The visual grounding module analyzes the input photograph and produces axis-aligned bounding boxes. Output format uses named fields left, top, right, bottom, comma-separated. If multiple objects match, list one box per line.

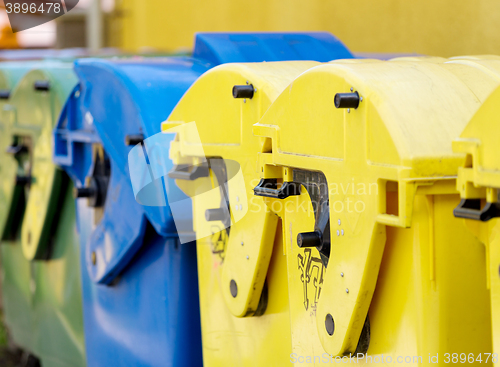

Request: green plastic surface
left=0, top=62, right=85, bottom=367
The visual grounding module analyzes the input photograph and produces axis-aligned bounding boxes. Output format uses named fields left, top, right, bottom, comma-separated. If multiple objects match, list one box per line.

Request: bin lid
left=193, top=32, right=353, bottom=64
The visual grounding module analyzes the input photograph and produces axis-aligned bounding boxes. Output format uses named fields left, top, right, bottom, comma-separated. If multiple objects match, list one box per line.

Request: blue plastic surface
left=53, top=32, right=353, bottom=367
left=193, top=32, right=353, bottom=63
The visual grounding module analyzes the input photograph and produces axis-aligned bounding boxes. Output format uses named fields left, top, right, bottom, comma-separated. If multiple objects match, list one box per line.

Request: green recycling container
left=0, top=61, right=85, bottom=367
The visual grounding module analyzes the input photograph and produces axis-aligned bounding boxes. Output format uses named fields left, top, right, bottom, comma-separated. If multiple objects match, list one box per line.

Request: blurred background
left=0, top=0, right=498, bottom=56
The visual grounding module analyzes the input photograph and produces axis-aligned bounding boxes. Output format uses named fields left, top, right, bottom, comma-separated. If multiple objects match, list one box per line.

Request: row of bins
left=0, top=32, right=355, bottom=367
left=1, top=32, right=500, bottom=366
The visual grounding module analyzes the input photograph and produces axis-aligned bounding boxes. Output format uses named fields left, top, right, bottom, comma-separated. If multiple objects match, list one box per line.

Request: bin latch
left=6, top=139, right=32, bottom=187
left=254, top=178, right=301, bottom=199
left=454, top=198, right=500, bottom=221
left=168, top=162, right=209, bottom=181
left=203, top=158, right=231, bottom=230
left=293, top=170, right=331, bottom=267
left=74, top=145, right=110, bottom=209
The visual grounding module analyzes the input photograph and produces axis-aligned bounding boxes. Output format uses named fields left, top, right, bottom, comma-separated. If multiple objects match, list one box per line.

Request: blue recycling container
left=53, top=32, right=353, bottom=367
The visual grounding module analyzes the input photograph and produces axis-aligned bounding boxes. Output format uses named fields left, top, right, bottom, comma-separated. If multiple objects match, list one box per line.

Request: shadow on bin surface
left=53, top=32, right=353, bottom=366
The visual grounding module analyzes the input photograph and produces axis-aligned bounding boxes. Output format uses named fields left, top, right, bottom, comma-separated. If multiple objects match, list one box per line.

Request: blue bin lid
left=194, top=32, right=353, bottom=63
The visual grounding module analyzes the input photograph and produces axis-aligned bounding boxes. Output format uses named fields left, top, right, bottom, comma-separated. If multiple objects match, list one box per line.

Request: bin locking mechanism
left=297, top=200, right=331, bottom=267
left=168, top=162, right=210, bottom=181
left=125, top=134, right=144, bottom=146
left=202, top=158, right=232, bottom=231
left=254, top=169, right=331, bottom=267
left=253, top=178, right=301, bottom=199
left=454, top=198, right=500, bottom=221
left=294, top=170, right=331, bottom=267
left=6, top=138, right=33, bottom=187
left=74, top=145, right=110, bottom=208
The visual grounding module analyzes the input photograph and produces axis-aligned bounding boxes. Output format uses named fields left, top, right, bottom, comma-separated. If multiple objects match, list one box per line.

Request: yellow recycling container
left=250, top=58, right=500, bottom=363
left=453, top=84, right=500, bottom=366
left=163, top=61, right=319, bottom=366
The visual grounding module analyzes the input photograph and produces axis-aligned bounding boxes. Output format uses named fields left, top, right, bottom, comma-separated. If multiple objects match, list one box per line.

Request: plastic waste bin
left=0, top=62, right=85, bottom=367
left=164, top=61, right=322, bottom=366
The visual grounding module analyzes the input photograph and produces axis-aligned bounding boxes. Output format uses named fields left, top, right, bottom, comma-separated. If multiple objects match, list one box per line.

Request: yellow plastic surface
left=164, top=61, right=319, bottom=366
left=252, top=58, right=500, bottom=360
left=0, top=73, right=18, bottom=236
left=454, top=84, right=500, bottom=366
left=455, top=86, right=500, bottom=193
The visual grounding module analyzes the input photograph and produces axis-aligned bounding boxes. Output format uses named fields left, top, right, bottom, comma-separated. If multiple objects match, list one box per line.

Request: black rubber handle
left=34, top=80, right=50, bottom=91
left=6, top=145, right=28, bottom=155
left=334, top=92, right=360, bottom=109
left=0, top=89, right=10, bottom=99
left=205, top=208, right=227, bottom=222
left=233, top=85, right=254, bottom=99
left=74, top=187, right=96, bottom=199
left=168, top=163, right=209, bottom=181
left=253, top=179, right=301, bottom=199
left=297, top=231, right=322, bottom=248
left=453, top=199, right=500, bottom=222
left=16, top=176, right=31, bottom=186
left=125, top=134, right=144, bottom=146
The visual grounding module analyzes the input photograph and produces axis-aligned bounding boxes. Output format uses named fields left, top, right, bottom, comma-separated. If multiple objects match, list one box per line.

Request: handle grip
left=253, top=179, right=301, bottom=199
left=453, top=199, right=500, bottom=222
left=168, top=163, right=209, bottom=181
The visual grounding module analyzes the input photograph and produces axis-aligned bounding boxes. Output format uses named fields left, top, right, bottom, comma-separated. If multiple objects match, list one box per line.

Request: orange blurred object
left=0, top=24, right=19, bottom=49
